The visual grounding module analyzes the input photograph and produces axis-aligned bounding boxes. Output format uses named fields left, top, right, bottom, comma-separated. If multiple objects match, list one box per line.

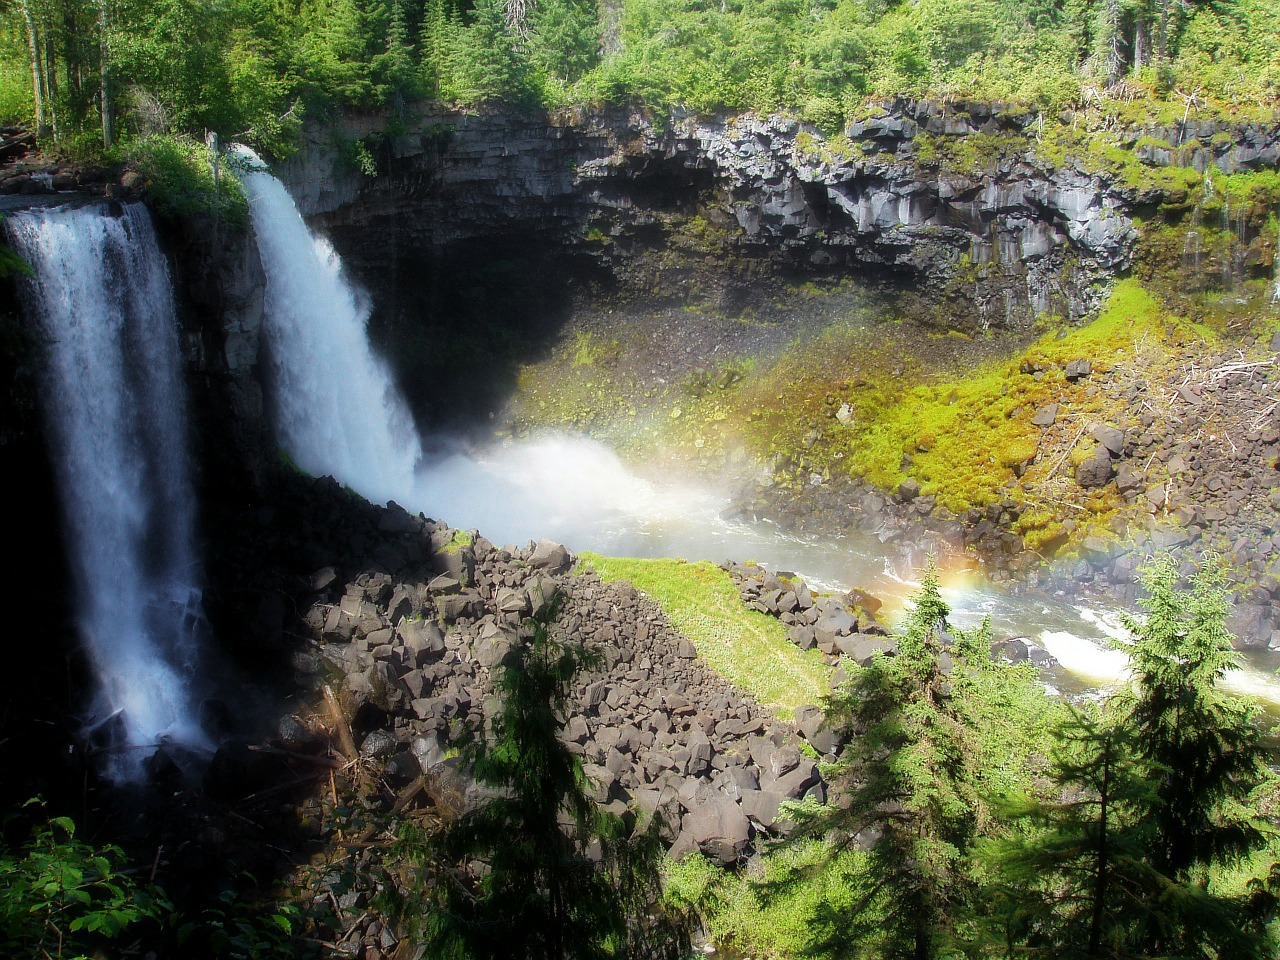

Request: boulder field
left=223, top=473, right=857, bottom=870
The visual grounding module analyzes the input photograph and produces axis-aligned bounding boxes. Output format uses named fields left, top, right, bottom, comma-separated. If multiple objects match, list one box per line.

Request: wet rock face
left=579, top=112, right=1137, bottom=326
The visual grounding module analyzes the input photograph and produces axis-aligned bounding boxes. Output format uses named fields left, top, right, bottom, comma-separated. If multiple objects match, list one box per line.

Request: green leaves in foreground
left=391, top=602, right=679, bottom=960
left=0, top=799, right=168, bottom=960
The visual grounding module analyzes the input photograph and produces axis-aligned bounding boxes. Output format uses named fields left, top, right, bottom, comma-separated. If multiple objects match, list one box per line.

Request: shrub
left=129, top=135, right=249, bottom=229
left=0, top=800, right=168, bottom=960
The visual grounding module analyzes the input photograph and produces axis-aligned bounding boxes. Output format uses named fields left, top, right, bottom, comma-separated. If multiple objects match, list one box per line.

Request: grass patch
left=578, top=554, right=831, bottom=718
left=664, top=841, right=867, bottom=959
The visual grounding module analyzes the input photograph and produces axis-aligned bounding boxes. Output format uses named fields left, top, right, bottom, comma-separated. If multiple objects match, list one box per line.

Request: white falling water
left=234, top=147, right=424, bottom=507
left=8, top=204, right=208, bottom=779
left=1272, top=230, right=1280, bottom=306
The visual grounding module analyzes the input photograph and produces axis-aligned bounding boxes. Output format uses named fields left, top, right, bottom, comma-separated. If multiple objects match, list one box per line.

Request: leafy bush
left=0, top=800, right=168, bottom=960
left=129, top=135, right=249, bottom=229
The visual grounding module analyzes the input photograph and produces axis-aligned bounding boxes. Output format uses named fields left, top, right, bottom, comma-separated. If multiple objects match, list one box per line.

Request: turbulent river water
left=236, top=151, right=1280, bottom=710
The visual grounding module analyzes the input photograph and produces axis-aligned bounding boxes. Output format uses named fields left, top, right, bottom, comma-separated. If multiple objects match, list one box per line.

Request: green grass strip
left=578, top=553, right=831, bottom=719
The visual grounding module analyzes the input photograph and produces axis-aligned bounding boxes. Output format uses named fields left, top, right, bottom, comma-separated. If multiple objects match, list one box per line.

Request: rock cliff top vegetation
left=1, top=0, right=1278, bottom=158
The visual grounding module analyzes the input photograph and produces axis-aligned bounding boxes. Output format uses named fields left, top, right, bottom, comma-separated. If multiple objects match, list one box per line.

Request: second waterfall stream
left=236, top=147, right=425, bottom=508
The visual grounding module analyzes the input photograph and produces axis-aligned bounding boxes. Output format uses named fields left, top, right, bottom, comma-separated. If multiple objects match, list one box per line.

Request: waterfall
left=7, top=203, right=208, bottom=780
left=234, top=148, right=423, bottom=506
left=1272, top=212, right=1280, bottom=306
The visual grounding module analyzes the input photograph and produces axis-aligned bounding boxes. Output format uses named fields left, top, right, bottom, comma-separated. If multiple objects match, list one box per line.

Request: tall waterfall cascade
left=8, top=204, right=208, bottom=780
left=234, top=147, right=424, bottom=507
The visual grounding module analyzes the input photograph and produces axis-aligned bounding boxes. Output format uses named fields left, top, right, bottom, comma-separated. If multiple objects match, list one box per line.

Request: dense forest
left=1, top=0, right=1278, bottom=157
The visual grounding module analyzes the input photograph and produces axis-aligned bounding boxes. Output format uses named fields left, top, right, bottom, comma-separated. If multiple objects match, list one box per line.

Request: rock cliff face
left=274, top=103, right=1206, bottom=343
left=268, top=102, right=1278, bottom=425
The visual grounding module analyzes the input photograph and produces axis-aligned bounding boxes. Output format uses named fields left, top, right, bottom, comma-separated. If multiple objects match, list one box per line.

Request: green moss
left=579, top=554, right=831, bottom=717
left=439, top=529, right=474, bottom=553
left=913, top=131, right=1026, bottom=175
left=1035, top=127, right=1202, bottom=200
left=830, top=280, right=1206, bottom=514
left=570, top=331, right=620, bottom=368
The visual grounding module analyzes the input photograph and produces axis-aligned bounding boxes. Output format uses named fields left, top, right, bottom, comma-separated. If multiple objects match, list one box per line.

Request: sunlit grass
left=578, top=553, right=831, bottom=718
left=664, top=841, right=868, bottom=959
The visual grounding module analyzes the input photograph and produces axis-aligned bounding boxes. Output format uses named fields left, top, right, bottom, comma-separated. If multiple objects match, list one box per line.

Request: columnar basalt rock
left=248, top=472, right=832, bottom=866
left=266, top=102, right=1280, bottom=352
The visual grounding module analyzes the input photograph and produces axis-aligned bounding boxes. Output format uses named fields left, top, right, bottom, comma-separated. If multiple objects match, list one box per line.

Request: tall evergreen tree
left=413, top=604, right=671, bottom=960
left=1120, top=555, right=1267, bottom=881
left=452, top=0, right=531, bottom=104
left=1118, top=555, right=1272, bottom=956
left=988, top=556, right=1277, bottom=960
left=380, top=0, right=415, bottom=97
left=991, top=708, right=1159, bottom=957
left=800, top=568, right=987, bottom=960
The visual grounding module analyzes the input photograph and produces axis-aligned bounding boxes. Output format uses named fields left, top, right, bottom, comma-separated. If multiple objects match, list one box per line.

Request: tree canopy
left=2, top=0, right=1278, bottom=154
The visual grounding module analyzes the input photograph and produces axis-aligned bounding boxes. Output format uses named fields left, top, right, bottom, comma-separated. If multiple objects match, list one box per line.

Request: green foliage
left=177, top=885, right=301, bottom=960
left=5, top=0, right=1280, bottom=155
left=0, top=799, right=168, bottom=960
left=664, top=842, right=869, bottom=959
left=1118, top=554, right=1270, bottom=881
left=786, top=569, right=994, bottom=959
left=988, top=555, right=1278, bottom=959
left=445, top=0, right=537, bottom=105
left=987, top=708, right=1164, bottom=956
left=130, top=134, right=249, bottom=228
left=0, top=216, right=32, bottom=280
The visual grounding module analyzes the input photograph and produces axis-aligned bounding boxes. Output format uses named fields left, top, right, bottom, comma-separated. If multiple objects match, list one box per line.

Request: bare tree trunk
left=20, top=1, right=48, bottom=140
left=1087, top=737, right=1112, bottom=957
left=44, top=30, right=59, bottom=138
left=1155, top=0, right=1169, bottom=64
left=1133, top=17, right=1151, bottom=73
left=1104, top=0, right=1123, bottom=84
left=99, top=0, right=113, bottom=149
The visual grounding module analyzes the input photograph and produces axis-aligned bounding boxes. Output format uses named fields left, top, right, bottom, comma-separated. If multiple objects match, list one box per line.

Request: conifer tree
left=417, top=603, right=670, bottom=960
left=804, top=568, right=987, bottom=960
left=992, top=708, right=1158, bottom=957
left=1118, top=555, right=1272, bottom=956
left=1120, top=555, right=1267, bottom=881
left=995, top=556, right=1276, bottom=960
left=381, top=0, right=415, bottom=97
left=452, top=0, right=531, bottom=104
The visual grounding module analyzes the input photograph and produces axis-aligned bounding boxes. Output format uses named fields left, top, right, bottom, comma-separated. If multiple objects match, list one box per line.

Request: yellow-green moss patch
left=578, top=553, right=831, bottom=718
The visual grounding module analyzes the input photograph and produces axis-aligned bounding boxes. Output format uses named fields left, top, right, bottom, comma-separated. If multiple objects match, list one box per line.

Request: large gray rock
left=678, top=796, right=753, bottom=866
left=1076, top=450, right=1115, bottom=488
left=815, top=606, right=857, bottom=637
left=398, top=619, right=445, bottom=665
left=528, top=539, right=572, bottom=574
left=472, top=619, right=517, bottom=669
left=1089, top=423, right=1126, bottom=455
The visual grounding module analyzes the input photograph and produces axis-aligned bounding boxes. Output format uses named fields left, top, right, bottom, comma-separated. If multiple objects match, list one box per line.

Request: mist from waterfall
left=235, top=147, right=425, bottom=508
left=8, top=203, right=208, bottom=780
left=236, top=149, right=727, bottom=553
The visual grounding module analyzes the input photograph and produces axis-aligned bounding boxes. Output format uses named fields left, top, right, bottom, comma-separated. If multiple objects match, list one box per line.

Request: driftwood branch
left=323, top=684, right=358, bottom=760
